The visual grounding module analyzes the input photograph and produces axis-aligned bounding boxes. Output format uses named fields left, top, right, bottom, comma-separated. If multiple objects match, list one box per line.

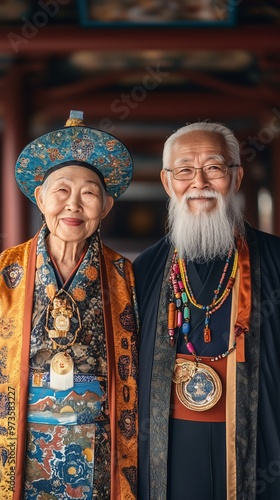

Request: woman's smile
left=61, top=217, right=84, bottom=226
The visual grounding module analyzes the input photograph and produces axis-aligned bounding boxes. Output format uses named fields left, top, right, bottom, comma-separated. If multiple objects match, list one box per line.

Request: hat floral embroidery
left=15, top=110, right=133, bottom=203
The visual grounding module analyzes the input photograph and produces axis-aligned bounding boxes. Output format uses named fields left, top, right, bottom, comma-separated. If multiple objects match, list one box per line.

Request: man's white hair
left=162, top=121, right=241, bottom=170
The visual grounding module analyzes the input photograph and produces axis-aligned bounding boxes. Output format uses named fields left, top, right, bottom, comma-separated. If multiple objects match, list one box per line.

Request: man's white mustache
left=184, top=190, right=219, bottom=200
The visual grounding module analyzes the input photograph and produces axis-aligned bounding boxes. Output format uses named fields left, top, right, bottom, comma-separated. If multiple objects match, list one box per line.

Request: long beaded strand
left=179, top=246, right=238, bottom=343
left=168, top=247, right=238, bottom=350
left=168, top=255, right=189, bottom=346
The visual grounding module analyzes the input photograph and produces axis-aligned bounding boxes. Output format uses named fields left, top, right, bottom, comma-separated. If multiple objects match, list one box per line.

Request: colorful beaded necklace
left=168, top=246, right=238, bottom=354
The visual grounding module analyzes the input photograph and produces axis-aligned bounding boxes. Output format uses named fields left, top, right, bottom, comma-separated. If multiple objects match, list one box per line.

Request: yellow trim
left=226, top=267, right=240, bottom=500
left=102, top=245, right=138, bottom=499
left=0, top=240, right=32, bottom=498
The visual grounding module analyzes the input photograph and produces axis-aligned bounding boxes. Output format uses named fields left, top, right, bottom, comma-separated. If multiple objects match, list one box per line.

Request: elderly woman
left=0, top=111, right=138, bottom=500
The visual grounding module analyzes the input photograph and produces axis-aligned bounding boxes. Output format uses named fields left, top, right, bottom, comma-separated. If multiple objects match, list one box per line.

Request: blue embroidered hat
left=15, top=110, right=133, bottom=203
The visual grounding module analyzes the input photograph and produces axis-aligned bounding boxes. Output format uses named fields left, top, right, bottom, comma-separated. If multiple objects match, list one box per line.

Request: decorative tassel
left=204, top=326, right=211, bottom=343
left=168, top=302, right=176, bottom=346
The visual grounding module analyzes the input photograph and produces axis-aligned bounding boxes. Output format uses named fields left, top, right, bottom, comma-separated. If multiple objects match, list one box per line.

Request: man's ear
left=235, top=166, right=244, bottom=192
left=34, top=185, right=44, bottom=212
left=101, top=195, right=114, bottom=220
left=160, top=169, right=172, bottom=197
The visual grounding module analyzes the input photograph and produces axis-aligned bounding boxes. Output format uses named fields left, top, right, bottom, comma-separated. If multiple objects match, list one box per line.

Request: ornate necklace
left=45, top=289, right=82, bottom=391
left=168, top=246, right=238, bottom=351
left=45, top=289, right=82, bottom=348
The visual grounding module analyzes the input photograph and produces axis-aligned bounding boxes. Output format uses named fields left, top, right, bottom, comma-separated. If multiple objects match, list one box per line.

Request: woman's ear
left=34, top=185, right=44, bottom=213
left=101, top=195, right=114, bottom=220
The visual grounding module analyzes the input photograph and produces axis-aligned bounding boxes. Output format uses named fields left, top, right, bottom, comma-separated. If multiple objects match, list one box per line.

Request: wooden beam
left=1, top=25, right=280, bottom=53
left=33, top=92, right=269, bottom=123
left=34, top=70, right=280, bottom=104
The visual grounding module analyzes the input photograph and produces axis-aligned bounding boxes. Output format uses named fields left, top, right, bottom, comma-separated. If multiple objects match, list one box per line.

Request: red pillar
left=1, top=66, right=29, bottom=251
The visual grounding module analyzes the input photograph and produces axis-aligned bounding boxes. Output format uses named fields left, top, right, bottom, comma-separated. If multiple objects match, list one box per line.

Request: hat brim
left=15, top=125, right=133, bottom=203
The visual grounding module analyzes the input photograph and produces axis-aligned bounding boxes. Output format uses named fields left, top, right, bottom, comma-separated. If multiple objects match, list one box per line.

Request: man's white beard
left=167, top=188, right=245, bottom=262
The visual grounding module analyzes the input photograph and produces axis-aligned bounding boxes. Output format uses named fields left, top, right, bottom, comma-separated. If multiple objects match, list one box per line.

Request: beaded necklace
left=168, top=247, right=238, bottom=356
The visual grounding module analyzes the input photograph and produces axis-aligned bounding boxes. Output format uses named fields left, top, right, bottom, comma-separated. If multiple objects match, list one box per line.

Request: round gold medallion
left=50, top=352, right=74, bottom=391
left=51, top=352, right=73, bottom=375
left=173, top=358, right=222, bottom=411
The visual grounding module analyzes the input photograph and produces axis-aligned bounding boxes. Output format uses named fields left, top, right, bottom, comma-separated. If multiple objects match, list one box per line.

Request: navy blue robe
left=134, top=224, right=280, bottom=500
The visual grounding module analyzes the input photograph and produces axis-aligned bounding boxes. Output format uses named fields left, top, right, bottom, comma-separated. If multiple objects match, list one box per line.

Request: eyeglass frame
left=164, top=163, right=240, bottom=181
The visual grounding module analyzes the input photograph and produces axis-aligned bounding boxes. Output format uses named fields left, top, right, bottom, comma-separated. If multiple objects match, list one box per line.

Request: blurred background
left=0, top=0, right=280, bottom=259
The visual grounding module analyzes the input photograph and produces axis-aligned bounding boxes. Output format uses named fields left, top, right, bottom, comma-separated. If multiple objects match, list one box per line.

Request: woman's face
left=35, top=165, right=114, bottom=244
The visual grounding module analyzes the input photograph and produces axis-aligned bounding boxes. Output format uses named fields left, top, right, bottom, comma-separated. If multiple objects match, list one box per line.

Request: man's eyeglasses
left=164, top=164, right=239, bottom=181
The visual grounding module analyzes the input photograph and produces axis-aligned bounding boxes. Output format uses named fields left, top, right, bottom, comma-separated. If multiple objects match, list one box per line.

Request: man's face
left=161, top=130, right=243, bottom=214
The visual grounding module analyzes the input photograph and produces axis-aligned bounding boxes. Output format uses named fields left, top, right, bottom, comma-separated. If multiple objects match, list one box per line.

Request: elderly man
left=133, top=122, right=280, bottom=500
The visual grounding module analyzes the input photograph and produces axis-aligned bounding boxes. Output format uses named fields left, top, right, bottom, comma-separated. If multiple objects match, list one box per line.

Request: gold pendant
left=172, top=358, right=222, bottom=411
left=50, top=298, right=73, bottom=337
left=45, top=290, right=82, bottom=348
left=48, top=329, right=67, bottom=339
